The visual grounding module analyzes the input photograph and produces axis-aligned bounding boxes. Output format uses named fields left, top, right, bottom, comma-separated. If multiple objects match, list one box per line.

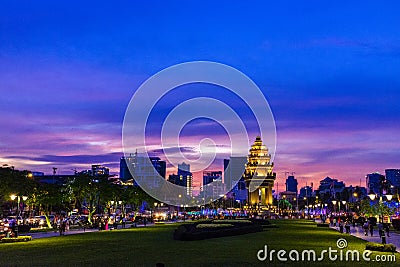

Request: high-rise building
left=119, top=153, right=166, bottom=188
left=385, top=169, right=400, bottom=189
left=285, top=176, right=298, bottom=194
left=366, top=172, right=385, bottom=195
left=91, top=164, right=109, bottom=177
left=243, top=136, right=276, bottom=206
left=298, top=186, right=313, bottom=198
left=203, top=171, right=222, bottom=186
left=178, top=162, right=190, bottom=172
left=317, top=177, right=345, bottom=196
left=202, top=171, right=225, bottom=200
left=178, top=162, right=193, bottom=196
left=224, top=157, right=247, bottom=203
left=168, top=172, right=193, bottom=197
left=120, top=156, right=133, bottom=181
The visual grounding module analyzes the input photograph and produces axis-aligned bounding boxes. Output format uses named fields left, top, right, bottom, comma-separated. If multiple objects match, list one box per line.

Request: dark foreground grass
left=0, top=220, right=398, bottom=267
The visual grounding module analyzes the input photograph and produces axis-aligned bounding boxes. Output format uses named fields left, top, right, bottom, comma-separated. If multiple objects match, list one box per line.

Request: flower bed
left=2, top=236, right=32, bottom=243
left=173, top=220, right=263, bottom=241
left=196, top=223, right=234, bottom=229
left=212, top=219, right=252, bottom=224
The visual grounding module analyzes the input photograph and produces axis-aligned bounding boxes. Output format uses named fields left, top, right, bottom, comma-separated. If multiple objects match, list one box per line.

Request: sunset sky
left=1, top=1, right=400, bottom=190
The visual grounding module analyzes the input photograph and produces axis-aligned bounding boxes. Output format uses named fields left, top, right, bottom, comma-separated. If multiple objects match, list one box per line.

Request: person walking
left=363, top=221, right=369, bottom=236
left=378, top=222, right=384, bottom=237
left=369, top=222, right=374, bottom=237
left=345, top=220, right=351, bottom=234
left=384, top=223, right=390, bottom=237
left=339, top=221, right=344, bottom=233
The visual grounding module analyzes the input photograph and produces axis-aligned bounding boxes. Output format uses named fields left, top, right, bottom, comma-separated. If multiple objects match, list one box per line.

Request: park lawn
left=0, top=220, right=398, bottom=267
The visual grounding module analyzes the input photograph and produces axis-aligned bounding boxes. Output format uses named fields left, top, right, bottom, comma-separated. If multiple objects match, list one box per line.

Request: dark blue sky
left=1, top=1, right=400, bottom=188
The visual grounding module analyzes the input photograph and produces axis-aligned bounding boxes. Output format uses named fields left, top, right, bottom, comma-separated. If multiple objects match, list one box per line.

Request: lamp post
left=332, top=200, right=337, bottom=215
left=10, top=195, right=28, bottom=237
left=118, top=200, right=123, bottom=217
left=110, top=200, right=115, bottom=216
left=342, top=200, right=347, bottom=213
left=368, top=192, right=393, bottom=224
left=368, top=175, right=393, bottom=224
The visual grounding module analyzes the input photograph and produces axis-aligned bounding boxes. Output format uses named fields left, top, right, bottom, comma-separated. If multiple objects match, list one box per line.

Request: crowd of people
left=328, top=214, right=392, bottom=243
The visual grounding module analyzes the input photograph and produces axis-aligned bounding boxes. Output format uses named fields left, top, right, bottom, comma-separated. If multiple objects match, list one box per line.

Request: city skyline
left=1, top=2, right=400, bottom=189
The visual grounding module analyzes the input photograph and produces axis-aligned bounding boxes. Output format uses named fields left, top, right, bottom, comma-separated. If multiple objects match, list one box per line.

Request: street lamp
left=332, top=200, right=337, bottom=214
left=368, top=190, right=376, bottom=201
left=368, top=190, right=393, bottom=224
left=342, top=201, right=347, bottom=213
left=110, top=200, right=115, bottom=215
left=10, top=194, right=28, bottom=236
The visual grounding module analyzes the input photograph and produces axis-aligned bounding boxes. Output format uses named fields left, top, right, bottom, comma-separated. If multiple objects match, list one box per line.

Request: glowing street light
left=332, top=200, right=337, bottom=214
left=368, top=191, right=376, bottom=201
left=10, top=194, right=28, bottom=236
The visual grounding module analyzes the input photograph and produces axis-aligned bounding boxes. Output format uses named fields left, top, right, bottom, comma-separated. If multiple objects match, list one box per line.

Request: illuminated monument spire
left=243, top=136, right=276, bottom=206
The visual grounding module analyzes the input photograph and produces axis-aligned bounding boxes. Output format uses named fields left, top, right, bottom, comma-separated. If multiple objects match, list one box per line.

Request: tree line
left=0, top=167, right=155, bottom=226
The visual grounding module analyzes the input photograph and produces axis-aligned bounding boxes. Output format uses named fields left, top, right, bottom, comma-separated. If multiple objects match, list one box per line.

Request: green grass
left=0, top=220, right=398, bottom=266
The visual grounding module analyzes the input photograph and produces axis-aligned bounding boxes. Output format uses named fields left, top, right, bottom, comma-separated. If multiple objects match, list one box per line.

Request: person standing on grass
left=65, top=218, right=70, bottom=232
left=122, top=216, right=126, bottom=229
left=59, top=219, right=66, bottom=236
left=339, top=221, right=344, bottom=233
left=105, top=218, right=109, bottom=230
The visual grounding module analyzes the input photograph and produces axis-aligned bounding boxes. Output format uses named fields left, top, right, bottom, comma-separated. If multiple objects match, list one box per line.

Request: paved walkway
left=328, top=223, right=400, bottom=252
left=23, top=221, right=176, bottom=239
left=26, top=227, right=99, bottom=239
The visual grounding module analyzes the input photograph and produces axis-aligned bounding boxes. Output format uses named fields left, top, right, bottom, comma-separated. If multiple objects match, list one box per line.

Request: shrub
left=212, top=219, right=251, bottom=224
left=263, top=224, right=278, bottom=229
left=249, top=218, right=271, bottom=225
left=2, top=236, right=32, bottom=243
left=174, top=221, right=263, bottom=241
left=365, top=242, right=396, bottom=252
